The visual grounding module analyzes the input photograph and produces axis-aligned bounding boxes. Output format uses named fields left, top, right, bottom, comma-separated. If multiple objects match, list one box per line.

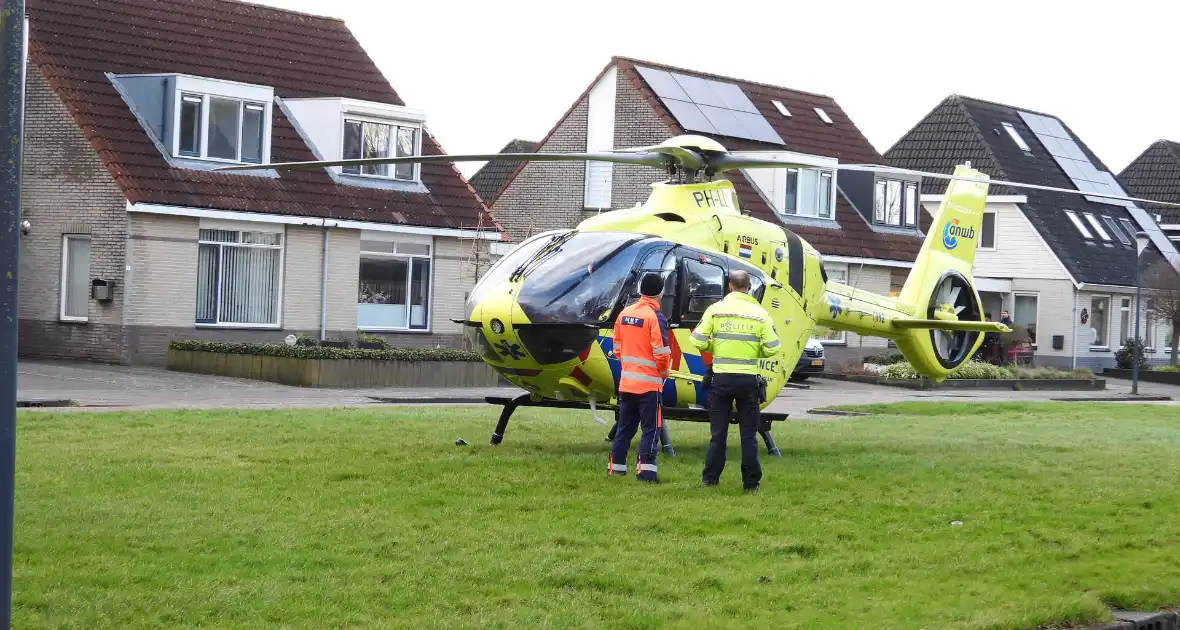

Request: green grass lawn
left=13, top=402, right=1180, bottom=629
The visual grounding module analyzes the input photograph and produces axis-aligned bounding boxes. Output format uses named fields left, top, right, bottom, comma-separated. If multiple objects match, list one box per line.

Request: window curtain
left=64, top=237, right=91, bottom=318
left=195, top=240, right=279, bottom=325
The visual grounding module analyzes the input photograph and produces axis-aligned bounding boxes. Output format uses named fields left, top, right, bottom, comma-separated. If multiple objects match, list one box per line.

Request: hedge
left=880, top=360, right=1095, bottom=381
left=169, top=340, right=483, bottom=362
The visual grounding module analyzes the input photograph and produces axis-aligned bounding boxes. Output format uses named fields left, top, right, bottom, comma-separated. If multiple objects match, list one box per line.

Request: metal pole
left=0, top=0, right=23, bottom=627
left=1133, top=254, right=1142, bottom=396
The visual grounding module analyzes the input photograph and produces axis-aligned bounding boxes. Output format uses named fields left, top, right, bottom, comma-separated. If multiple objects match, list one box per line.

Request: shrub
left=169, top=340, right=482, bottom=362
left=1115, top=338, right=1150, bottom=371
left=1013, top=366, right=1095, bottom=381
left=862, top=351, right=906, bottom=366
left=1154, top=365, right=1180, bottom=373
left=881, top=360, right=1096, bottom=381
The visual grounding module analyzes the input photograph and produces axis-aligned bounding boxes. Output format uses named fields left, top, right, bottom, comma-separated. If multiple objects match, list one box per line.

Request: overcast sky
left=249, top=0, right=1179, bottom=180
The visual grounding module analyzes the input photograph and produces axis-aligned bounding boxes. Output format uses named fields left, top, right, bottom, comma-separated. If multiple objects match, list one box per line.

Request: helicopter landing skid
left=486, top=395, right=786, bottom=457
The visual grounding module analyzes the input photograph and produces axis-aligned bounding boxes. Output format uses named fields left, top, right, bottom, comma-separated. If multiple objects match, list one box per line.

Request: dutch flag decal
left=738, top=242, right=752, bottom=258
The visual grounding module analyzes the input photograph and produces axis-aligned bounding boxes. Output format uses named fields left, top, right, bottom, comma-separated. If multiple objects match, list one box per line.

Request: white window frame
left=59, top=234, right=91, bottom=323
left=1012, top=292, right=1039, bottom=349
left=340, top=114, right=423, bottom=183
left=171, top=77, right=273, bottom=166
left=357, top=231, right=435, bottom=332
left=1120, top=297, right=1132, bottom=347
left=195, top=220, right=285, bottom=329
left=1083, top=212, right=1111, bottom=242
left=1065, top=210, right=1092, bottom=238
left=979, top=211, right=997, bottom=251
left=1001, top=122, right=1032, bottom=153
left=1089, top=294, right=1111, bottom=350
left=873, top=178, right=918, bottom=228
left=818, top=264, right=847, bottom=345
left=736, top=151, right=837, bottom=223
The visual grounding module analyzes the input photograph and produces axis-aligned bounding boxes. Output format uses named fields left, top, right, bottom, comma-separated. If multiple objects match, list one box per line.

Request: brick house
left=885, top=95, right=1180, bottom=369
left=484, top=56, right=929, bottom=364
left=19, top=0, right=501, bottom=366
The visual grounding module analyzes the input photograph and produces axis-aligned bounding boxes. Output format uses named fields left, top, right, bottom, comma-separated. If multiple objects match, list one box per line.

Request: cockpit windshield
left=465, top=230, right=566, bottom=319
left=516, top=231, right=653, bottom=324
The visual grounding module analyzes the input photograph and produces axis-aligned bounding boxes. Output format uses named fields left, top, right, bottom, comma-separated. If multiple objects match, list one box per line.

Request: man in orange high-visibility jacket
left=608, top=272, right=672, bottom=483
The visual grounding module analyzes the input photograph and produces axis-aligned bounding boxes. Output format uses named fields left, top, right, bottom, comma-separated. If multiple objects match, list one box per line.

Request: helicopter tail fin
left=816, top=164, right=1005, bottom=381
left=897, top=163, right=989, bottom=307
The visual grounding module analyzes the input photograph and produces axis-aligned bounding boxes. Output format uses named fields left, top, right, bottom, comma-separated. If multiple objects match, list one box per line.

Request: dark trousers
left=610, top=390, right=661, bottom=480
left=702, top=373, right=762, bottom=488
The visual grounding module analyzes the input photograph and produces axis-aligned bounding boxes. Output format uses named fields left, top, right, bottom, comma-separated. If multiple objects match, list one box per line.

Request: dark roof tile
left=468, top=139, right=537, bottom=206
left=1118, top=140, right=1180, bottom=223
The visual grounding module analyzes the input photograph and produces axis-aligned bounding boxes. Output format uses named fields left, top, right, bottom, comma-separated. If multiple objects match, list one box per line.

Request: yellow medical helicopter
left=218, top=134, right=1180, bottom=456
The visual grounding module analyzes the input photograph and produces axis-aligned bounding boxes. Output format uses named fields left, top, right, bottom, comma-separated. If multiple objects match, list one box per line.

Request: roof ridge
left=952, top=96, right=1014, bottom=183
left=228, top=0, right=346, bottom=23
left=949, top=93, right=1059, bottom=121
left=611, top=55, right=836, bottom=102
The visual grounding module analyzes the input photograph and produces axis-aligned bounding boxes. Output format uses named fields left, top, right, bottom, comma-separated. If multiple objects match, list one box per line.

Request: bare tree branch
left=1144, top=261, right=1180, bottom=366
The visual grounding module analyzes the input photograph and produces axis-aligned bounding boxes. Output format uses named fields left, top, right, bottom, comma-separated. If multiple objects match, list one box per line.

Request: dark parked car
left=791, top=338, right=825, bottom=381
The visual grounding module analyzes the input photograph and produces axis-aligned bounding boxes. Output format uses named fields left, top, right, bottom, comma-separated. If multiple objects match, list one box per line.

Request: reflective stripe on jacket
left=612, top=296, right=671, bottom=394
left=688, top=291, right=781, bottom=375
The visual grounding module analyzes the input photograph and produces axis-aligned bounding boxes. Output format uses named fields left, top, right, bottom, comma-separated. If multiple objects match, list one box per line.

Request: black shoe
left=743, top=484, right=760, bottom=493
left=701, top=479, right=718, bottom=487
left=637, top=476, right=660, bottom=484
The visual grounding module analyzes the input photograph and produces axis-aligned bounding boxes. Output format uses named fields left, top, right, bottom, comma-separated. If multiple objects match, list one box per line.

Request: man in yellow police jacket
left=689, top=270, right=781, bottom=492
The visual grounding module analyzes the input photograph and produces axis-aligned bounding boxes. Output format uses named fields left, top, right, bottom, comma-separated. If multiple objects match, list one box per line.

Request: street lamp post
left=1133, top=231, right=1150, bottom=396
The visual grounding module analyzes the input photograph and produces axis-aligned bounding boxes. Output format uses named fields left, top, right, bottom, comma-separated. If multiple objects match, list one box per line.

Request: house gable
left=26, top=0, right=497, bottom=234
left=492, top=56, right=928, bottom=263
left=467, top=139, right=537, bottom=206
left=1118, top=140, right=1180, bottom=225
left=886, top=95, right=1175, bottom=286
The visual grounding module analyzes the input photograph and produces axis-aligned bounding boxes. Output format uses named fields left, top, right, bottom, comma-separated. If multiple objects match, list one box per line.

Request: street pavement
left=16, top=360, right=1180, bottom=419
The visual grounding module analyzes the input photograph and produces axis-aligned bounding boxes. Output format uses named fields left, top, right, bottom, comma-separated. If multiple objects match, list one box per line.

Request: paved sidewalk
left=17, top=360, right=1180, bottom=419
left=17, top=360, right=524, bottom=411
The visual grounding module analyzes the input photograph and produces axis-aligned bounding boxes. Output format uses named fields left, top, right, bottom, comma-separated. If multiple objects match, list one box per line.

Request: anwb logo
left=942, top=218, right=976, bottom=250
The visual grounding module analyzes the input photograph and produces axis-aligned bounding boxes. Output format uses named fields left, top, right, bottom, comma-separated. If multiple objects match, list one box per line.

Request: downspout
left=1071, top=284, right=1078, bottom=370
left=319, top=219, right=338, bottom=341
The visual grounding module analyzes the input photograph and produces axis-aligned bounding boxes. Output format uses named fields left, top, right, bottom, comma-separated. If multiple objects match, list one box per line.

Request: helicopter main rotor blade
left=828, top=163, right=1180, bottom=209
left=212, top=151, right=669, bottom=172
left=710, top=154, right=843, bottom=172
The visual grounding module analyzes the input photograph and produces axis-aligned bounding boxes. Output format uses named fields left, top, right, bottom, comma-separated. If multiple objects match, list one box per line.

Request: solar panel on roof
left=732, top=111, right=784, bottom=144
left=661, top=98, right=718, bottom=135
left=699, top=105, right=749, bottom=139
left=633, top=65, right=785, bottom=145
left=1016, top=110, right=1180, bottom=267
left=634, top=66, right=690, bottom=102
left=707, top=80, right=760, bottom=113
left=671, top=73, right=728, bottom=108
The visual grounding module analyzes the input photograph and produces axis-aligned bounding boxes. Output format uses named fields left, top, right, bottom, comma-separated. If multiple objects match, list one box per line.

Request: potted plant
left=357, top=333, right=388, bottom=350
left=319, top=336, right=352, bottom=349
left=294, top=333, right=317, bottom=347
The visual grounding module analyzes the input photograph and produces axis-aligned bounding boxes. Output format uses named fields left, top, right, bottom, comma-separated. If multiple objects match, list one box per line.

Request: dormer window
left=110, top=73, right=275, bottom=168
left=177, top=93, right=267, bottom=163
left=342, top=118, right=421, bottom=181
left=873, top=177, right=919, bottom=228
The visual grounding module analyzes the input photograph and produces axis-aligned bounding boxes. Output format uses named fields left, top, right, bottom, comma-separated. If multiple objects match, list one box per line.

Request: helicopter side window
left=727, top=259, right=767, bottom=302
left=620, top=248, right=679, bottom=318
left=680, top=258, right=725, bottom=326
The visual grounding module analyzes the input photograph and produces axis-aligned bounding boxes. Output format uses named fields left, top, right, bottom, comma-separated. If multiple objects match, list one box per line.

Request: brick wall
left=17, top=66, right=128, bottom=363
left=488, top=99, right=590, bottom=241
left=611, top=70, right=675, bottom=209
left=490, top=64, right=677, bottom=242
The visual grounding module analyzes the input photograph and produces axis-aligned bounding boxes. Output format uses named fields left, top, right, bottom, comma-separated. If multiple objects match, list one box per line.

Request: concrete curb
left=16, top=399, right=74, bottom=408
left=1049, top=395, right=1173, bottom=402
left=814, top=373, right=1105, bottom=391
left=367, top=396, right=488, bottom=405
left=1082, top=609, right=1180, bottom=629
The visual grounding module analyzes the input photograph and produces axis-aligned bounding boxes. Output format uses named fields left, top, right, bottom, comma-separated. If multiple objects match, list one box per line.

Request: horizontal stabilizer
left=891, top=320, right=1011, bottom=332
